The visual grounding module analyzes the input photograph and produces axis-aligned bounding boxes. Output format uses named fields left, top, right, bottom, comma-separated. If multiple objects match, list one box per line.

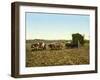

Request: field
left=26, top=39, right=89, bottom=67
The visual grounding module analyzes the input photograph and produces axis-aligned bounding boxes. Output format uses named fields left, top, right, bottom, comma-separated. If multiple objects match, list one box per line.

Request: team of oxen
left=31, top=41, right=78, bottom=51
left=31, top=33, right=84, bottom=51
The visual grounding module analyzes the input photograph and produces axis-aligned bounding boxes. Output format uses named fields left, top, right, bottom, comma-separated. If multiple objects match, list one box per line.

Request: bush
left=72, top=33, right=84, bottom=46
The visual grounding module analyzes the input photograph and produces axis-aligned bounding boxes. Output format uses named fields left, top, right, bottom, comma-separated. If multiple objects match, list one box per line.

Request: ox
left=31, top=42, right=46, bottom=51
left=48, top=43, right=63, bottom=50
left=65, top=43, right=78, bottom=48
left=39, top=42, right=46, bottom=50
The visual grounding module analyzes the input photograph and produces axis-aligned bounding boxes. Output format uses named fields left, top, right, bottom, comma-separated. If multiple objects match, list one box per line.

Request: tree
left=72, top=33, right=84, bottom=47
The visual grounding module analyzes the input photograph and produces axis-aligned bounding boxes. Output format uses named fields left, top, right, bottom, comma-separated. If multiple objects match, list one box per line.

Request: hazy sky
left=26, top=12, right=90, bottom=40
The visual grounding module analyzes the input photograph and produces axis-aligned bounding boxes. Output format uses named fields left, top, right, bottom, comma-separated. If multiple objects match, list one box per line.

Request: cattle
left=31, top=42, right=46, bottom=51
left=31, top=43, right=39, bottom=50
left=38, top=42, right=46, bottom=50
left=48, top=43, right=63, bottom=50
left=65, top=43, right=78, bottom=48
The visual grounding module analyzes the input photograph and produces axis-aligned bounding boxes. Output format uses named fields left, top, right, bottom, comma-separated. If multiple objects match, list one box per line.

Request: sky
left=25, top=12, right=90, bottom=40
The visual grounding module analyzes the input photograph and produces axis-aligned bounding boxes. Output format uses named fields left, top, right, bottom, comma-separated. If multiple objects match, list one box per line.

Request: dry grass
left=26, top=40, right=89, bottom=67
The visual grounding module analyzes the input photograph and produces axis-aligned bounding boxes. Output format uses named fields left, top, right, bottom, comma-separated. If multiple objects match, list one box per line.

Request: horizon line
left=26, top=39, right=89, bottom=41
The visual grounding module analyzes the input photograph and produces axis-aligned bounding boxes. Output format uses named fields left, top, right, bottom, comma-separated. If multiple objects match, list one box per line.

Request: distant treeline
left=26, top=33, right=89, bottom=45
left=26, top=39, right=89, bottom=43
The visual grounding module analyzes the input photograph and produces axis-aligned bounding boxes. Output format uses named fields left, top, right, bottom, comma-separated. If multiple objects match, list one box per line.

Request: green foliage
left=72, top=33, right=84, bottom=46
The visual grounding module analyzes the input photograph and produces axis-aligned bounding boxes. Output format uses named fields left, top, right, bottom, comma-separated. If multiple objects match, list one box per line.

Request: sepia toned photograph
left=26, top=12, right=90, bottom=67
